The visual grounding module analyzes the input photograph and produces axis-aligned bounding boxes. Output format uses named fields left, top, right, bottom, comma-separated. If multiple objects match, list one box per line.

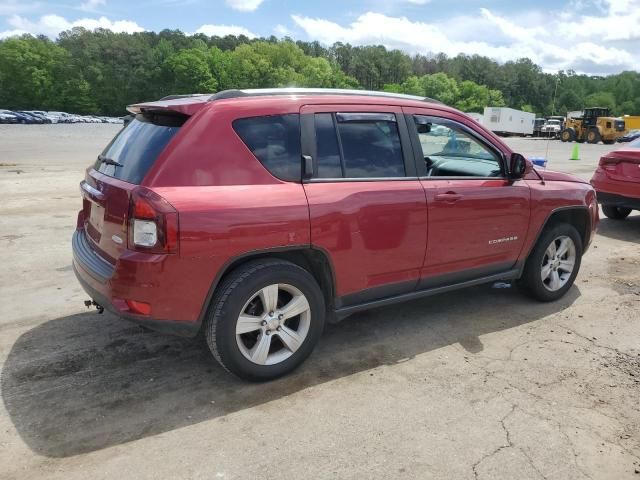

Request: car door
left=300, top=104, right=427, bottom=306
left=403, top=108, right=531, bottom=287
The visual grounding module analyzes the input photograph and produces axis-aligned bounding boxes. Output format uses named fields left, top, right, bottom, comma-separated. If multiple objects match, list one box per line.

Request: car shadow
left=595, top=213, right=640, bottom=242
left=1, top=283, right=580, bottom=458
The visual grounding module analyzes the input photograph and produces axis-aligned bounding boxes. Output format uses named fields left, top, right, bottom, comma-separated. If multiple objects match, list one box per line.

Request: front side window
left=314, top=112, right=405, bottom=178
left=233, top=114, right=301, bottom=181
left=414, top=116, right=502, bottom=178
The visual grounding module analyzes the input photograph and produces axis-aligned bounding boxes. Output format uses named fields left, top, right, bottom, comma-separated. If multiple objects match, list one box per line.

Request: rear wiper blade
left=97, top=154, right=123, bottom=167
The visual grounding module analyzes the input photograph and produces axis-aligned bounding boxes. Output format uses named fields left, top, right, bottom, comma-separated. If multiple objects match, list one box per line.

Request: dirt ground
left=0, top=124, right=639, bottom=479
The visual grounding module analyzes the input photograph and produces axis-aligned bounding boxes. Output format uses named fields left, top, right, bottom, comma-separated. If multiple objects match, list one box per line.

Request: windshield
left=94, top=115, right=183, bottom=184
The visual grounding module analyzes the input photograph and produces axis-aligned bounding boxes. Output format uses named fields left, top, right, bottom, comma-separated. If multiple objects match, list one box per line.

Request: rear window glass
left=233, top=114, right=301, bottom=181
left=94, top=115, right=182, bottom=184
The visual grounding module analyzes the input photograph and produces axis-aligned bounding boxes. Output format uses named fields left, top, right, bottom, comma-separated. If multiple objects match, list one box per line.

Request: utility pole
left=551, top=75, right=560, bottom=116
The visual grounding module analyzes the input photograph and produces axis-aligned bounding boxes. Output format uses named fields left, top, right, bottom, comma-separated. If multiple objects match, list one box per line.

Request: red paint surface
left=591, top=147, right=640, bottom=200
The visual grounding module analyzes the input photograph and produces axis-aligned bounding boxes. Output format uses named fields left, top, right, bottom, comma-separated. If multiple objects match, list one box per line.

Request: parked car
left=48, top=111, right=77, bottom=123
left=16, top=111, right=46, bottom=124
left=72, top=88, right=598, bottom=381
left=616, top=129, right=640, bottom=143
left=590, top=137, right=640, bottom=219
left=21, top=110, right=52, bottom=123
left=4, top=110, right=37, bottom=124
left=0, top=109, right=19, bottom=123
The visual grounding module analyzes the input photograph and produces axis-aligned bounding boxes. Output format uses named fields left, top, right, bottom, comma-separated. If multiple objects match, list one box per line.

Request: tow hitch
left=84, top=299, right=104, bottom=314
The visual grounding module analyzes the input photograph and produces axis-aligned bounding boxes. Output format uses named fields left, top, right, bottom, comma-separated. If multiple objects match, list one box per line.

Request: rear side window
left=314, top=112, right=405, bottom=179
left=95, top=115, right=182, bottom=184
left=233, top=114, right=301, bottom=181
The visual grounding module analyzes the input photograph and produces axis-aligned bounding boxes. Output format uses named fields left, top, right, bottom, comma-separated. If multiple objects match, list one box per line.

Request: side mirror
left=509, top=153, right=531, bottom=179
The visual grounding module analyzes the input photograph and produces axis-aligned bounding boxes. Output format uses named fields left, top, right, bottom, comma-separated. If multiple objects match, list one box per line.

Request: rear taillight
left=127, top=187, right=179, bottom=254
left=599, top=156, right=619, bottom=172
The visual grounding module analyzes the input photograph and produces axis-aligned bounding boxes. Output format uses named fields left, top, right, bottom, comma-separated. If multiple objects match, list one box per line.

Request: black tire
left=602, top=205, right=632, bottom=220
left=587, top=128, right=601, bottom=144
left=560, top=128, right=575, bottom=142
left=518, top=224, right=583, bottom=302
left=602, top=139, right=615, bottom=145
left=205, top=259, right=325, bottom=381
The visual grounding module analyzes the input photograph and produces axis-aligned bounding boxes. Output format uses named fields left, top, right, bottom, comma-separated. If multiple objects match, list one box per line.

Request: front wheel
left=560, top=129, right=575, bottom=142
left=205, top=259, right=325, bottom=381
left=602, top=205, right=632, bottom=219
left=587, top=129, right=601, bottom=144
left=518, top=224, right=583, bottom=302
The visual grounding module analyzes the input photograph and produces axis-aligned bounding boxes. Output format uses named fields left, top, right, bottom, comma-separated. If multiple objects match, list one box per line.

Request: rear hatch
left=599, top=142, right=640, bottom=183
left=80, top=107, right=192, bottom=265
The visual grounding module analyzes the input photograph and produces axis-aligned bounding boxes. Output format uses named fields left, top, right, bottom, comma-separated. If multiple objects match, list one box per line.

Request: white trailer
left=483, top=107, right=535, bottom=136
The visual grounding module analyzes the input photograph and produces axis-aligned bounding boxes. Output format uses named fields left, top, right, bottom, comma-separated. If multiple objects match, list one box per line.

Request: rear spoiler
left=127, top=94, right=210, bottom=116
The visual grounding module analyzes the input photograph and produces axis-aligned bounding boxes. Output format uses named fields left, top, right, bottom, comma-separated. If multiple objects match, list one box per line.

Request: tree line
left=0, top=28, right=638, bottom=117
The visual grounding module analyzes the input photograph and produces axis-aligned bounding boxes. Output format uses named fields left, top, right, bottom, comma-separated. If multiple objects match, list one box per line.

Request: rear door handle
left=435, top=191, right=462, bottom=202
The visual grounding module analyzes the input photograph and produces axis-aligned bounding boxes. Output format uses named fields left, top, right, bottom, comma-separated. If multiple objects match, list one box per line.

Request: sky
left=1, top=0, right=639, bottom=75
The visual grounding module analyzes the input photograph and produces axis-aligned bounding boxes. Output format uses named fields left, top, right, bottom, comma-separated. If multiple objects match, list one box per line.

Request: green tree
left=584, top=91, right=616, bottom=112
left=419, top=73, right=459, bottom=105
left=164, top=49, right=217, bottom=93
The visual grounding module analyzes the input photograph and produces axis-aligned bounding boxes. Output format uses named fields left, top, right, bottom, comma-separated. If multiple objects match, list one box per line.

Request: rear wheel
left=602, top=205, right=632, bottom=220
left=205, top=259, right=325, bottom=381
left=602, top=139, right=615, bottom=145
left=587, top=129, right=601, bottom=144
left=518, top=224, right=582, bottom=302
left=560, top=129, right=575, bottom=142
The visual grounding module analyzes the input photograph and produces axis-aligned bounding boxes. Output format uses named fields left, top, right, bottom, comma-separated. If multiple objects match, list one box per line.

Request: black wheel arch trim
left=517, top=205, right=591, bottom=271
left=196, top=244, right=338, bottom=326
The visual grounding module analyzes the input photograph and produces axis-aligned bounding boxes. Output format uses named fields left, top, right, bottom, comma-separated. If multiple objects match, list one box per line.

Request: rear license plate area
left=88, top=202, right=105, bottom=236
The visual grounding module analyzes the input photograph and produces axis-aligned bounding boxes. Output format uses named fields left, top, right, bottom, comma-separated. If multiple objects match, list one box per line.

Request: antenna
left=540, top=75, right=561, bottom=184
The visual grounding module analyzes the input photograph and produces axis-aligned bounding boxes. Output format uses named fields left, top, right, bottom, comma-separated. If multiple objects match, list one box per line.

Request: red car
left=73, top=88, right=598, bottom=381
left=590, top=137, right=640, bottom=219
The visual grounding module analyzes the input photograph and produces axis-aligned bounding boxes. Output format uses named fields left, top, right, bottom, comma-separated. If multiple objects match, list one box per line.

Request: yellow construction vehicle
left=560, top=107, right=627, bottom=144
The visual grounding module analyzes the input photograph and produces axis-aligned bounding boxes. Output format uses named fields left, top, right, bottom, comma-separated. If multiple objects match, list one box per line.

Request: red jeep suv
left=73, top=88, right=598, bottom=381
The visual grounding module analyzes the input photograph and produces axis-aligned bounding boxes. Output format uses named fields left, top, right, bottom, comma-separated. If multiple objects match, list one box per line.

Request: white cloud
left=225, top=0, right=264, bottom=12
left=194, top=23, right=256, bottom=38
left=291, top=3, right=640, bottom=74
left=0, top=0, right=40, bottom=16
left=274, top=24, right=289, bottom=36
left=0, top=14, right=144, bottom=39
left=79, top=0, right=106, bottom=13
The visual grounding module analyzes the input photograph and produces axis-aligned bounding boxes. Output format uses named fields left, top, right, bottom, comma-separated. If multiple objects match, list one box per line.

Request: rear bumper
left=591, top=169, right=640, bottom=210
left=596, top=191, right=640, bottom=210
left=72, top=229, right=202, bottom=337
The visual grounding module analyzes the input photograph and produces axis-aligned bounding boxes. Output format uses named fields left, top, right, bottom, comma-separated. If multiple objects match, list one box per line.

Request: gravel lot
left=1, top=124, right=639, bottom=479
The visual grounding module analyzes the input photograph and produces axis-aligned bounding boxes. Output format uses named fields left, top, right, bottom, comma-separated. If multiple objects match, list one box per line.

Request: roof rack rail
left=208, top=88, right=442, bottom=104
left=159, top=93, right=210, bottom=101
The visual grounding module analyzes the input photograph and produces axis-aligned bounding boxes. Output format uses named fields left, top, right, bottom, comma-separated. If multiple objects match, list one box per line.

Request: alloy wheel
left=235, top=283, right=311, bottom=365
left=540, top=235, right=576, bottom=292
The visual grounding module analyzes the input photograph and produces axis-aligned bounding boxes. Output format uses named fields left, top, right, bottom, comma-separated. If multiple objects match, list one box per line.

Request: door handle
left=302, top=155, right=313, bottom=179
left=435, top=191, right=462, bottom=202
